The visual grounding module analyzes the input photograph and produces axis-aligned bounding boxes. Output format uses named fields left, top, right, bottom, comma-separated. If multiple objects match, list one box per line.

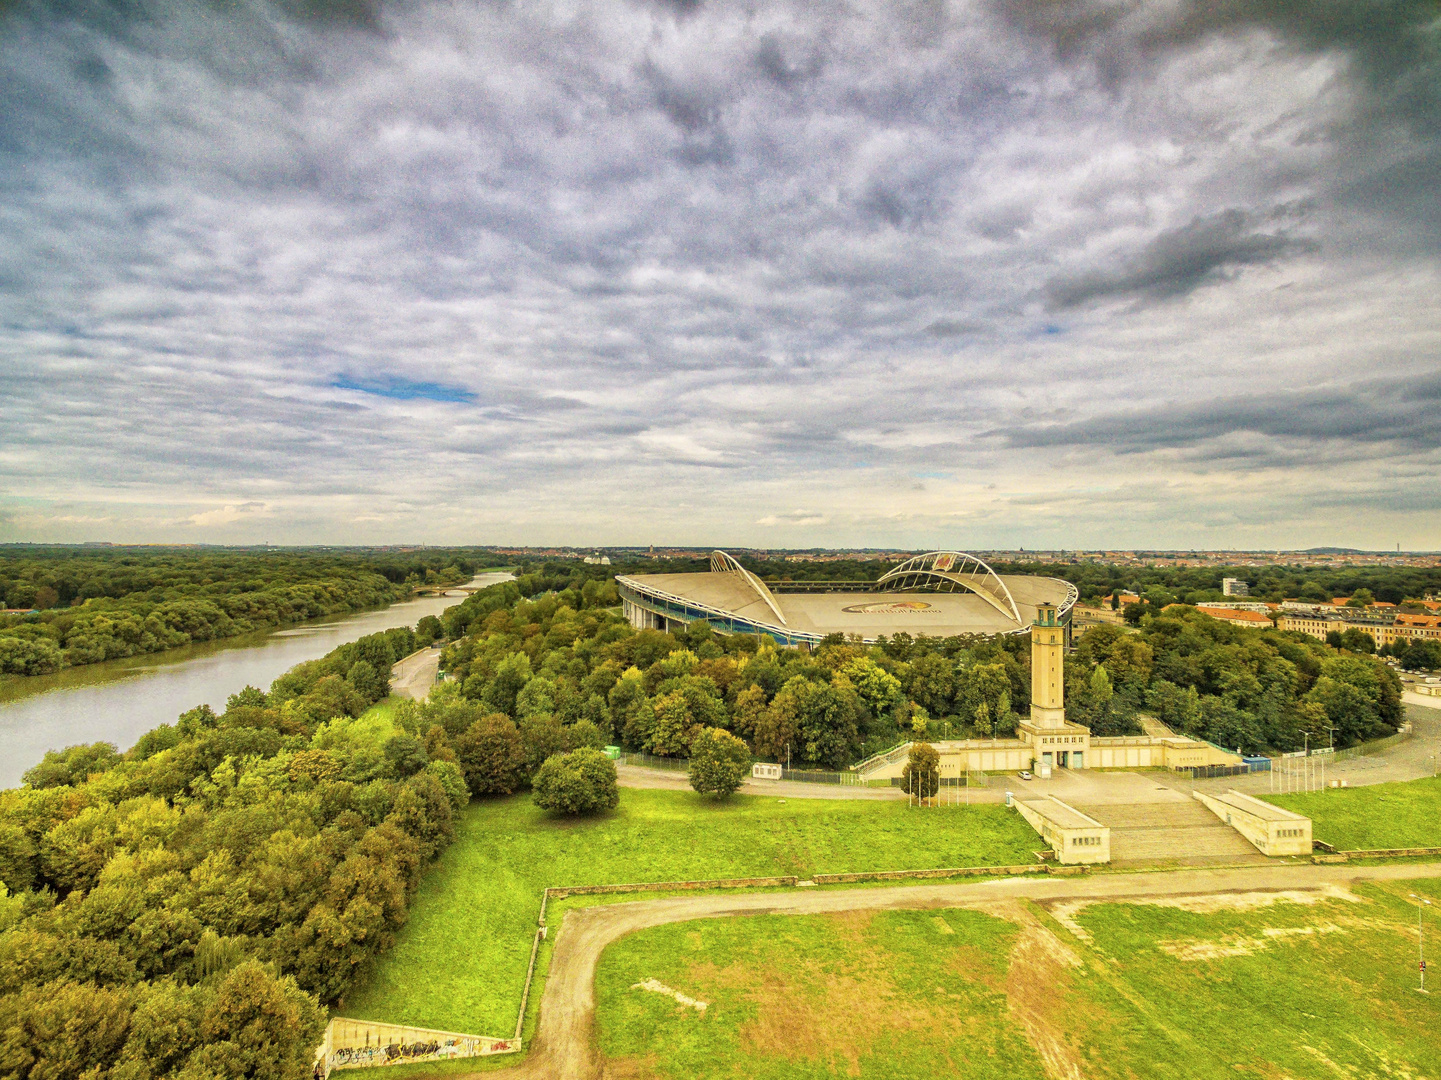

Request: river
left=0, top=572, right=513, bottom=789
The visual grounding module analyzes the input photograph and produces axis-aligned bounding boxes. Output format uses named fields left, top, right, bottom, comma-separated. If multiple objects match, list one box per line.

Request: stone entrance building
left=854, top=602, right=1241, bottom=783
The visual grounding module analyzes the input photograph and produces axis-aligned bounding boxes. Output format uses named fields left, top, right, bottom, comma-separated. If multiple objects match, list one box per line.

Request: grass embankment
left=341, top=788, right=1038, bottom=1036
left=1268, top=774, right=1441, bottom=850
left=596, top=878, right=1441, bottom=1079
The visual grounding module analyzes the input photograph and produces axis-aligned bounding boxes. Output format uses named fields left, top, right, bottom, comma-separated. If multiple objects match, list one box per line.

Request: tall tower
left=1029, top=602, right=1066, bottom=729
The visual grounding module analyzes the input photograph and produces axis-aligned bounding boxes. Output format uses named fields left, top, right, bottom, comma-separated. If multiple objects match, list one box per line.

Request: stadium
left=616, top=550, right=1078, bottom=647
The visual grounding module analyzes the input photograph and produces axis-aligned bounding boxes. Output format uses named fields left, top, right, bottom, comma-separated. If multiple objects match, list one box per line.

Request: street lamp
left=1411, top=894, right=1432, bottom=993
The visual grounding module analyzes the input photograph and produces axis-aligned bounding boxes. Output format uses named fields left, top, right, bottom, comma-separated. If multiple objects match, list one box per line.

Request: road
left=617, top=764, right=907, bottom=800
left=390, top=646, right=442, bottom=701
left=471, top=859, right=1441, bottom=1080
left=616, top=698, right=1441, bottom=806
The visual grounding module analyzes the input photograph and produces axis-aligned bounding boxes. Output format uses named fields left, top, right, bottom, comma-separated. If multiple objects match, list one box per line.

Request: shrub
left=688, top=727, right=751, bottom=799
left=532, top=747, right=619, bottom=815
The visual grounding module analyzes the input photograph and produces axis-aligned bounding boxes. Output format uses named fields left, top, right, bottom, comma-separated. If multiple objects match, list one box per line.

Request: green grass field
left=595, top=877, right=1441, bottom=1079
left=1268, top=774, right=1441, bottom=850
left=340, top=788, right=1039, bottom=1036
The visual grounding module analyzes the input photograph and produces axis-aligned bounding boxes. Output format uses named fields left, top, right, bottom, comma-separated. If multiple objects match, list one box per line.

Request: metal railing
left=852, top=741, right=912, bottom=774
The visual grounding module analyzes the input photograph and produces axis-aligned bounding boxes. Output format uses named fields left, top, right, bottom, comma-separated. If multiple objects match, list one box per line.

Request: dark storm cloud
left=0, top=0, right=1437, bottom=546
left=1045, top=209, right=1308, bottom=308
left=1001, top=0, right=1441, bottom=245
left=996, top=373, right=1441, bottom=457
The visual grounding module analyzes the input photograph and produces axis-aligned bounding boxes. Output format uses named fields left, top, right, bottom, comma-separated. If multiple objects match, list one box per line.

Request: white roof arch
left=709, top=550, right=789, bottom=626
left=875, top=551, right=1022, bottom=626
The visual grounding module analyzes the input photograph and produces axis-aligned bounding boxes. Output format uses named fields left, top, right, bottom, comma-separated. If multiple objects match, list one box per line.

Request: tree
left=22, top=742, right=121, bottom=789
left=972, top=700, right=991, bottom=739
left=532, top=747, right=619, bottom=815
left=1337, top=627, right=1376, bottom=654
left=838, top=657, right=904, bottom=717
left=1401, top=639, right=1441, bottom=671
left=904, top=651, right=956, bottom=716
left=1198, top=696, right=1262, bottom=753
left=0, top=980, right=132, bottom=1080
left=416, top=615, right=444, bottom=644
left=900, top=742, right=939, bottom=799
left=1089, top=665, right=1114, bottom=720
left=995, top=690, right=1016, bottom=737
left=346, top=660, right=391, bottom=703
left=382, top=734, right=429, bottom=777
left=646, top=677, right=727, bottom=757
left=688, top=727, right=751, bottom=798
left=453, top=714, right=528, bottom=795
left=480, top=652, right=532, bottom=715
left=195, top=960, right=326, bottom=1080
left=730, top=683, right=768, bottom=738
left=518, top=712, right=567, bottom=774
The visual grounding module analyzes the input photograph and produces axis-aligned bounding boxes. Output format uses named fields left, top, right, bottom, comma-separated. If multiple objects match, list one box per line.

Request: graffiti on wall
left=325, top=1027, right=517, bottom=1073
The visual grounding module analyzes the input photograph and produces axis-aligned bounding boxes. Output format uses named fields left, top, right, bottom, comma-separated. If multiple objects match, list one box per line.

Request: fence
left=1329, top=729, right=1411, bottom=762
left=613, top=751, right=689, bottom=771
left=618, top=752, right=864, bottom=785
left=780, top=767, right=862, bottom=785
left=1177, top=763, right=1250, bottom=779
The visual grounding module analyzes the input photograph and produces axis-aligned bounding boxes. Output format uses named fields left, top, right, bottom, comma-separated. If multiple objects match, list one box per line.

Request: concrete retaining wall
left=1312, top=846, right=1441, bottom=863
left=811, top=865, right=1052, bottom=884
left=319, top=1018, right=518, bottom=1076
left=1193, top=790, right=1311, bottom=856
left=1014, top=796, right=1110, bottom=864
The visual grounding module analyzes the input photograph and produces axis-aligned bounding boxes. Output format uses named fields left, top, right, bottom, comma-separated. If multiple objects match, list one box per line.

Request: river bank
left=0, top=571, right=510, bottom=788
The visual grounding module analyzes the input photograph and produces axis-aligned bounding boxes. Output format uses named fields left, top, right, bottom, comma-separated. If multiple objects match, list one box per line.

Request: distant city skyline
left=2, top=1, right=1437, bottom=547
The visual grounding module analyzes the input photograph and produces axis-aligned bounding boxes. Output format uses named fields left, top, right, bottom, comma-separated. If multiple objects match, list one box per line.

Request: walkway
left=390, top=646, right=442, bottom=701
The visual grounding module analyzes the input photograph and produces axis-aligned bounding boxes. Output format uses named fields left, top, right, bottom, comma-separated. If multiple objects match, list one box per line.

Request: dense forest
left=0, top=620, right=460, bottom=1080
left=0, top=566, right=1411, bottom=1080
left=0, top=547, right=504, bottom=677
left=728, top=553, right=1441, bottom=608
left=440, top=562, right=1404, bottom=766
left=1006, top=559, right=1441, bottom=608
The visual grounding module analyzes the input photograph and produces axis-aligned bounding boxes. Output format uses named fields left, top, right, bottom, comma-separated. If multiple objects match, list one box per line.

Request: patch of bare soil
left=629, top=979, right=707, bottom=1011
left=681, top=909, right=1015, bottom=1077
left=1045, top=885, right=1365, bottom=944
left=1000, top=902, right=1090, bottom=1080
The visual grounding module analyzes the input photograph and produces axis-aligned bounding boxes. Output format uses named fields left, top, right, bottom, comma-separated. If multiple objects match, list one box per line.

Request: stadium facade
left=616, top=550, right=1079, bottom=647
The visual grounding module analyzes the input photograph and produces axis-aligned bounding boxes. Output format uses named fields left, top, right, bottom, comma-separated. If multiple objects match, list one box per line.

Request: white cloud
left=0, top=0, right=1437, bottom=547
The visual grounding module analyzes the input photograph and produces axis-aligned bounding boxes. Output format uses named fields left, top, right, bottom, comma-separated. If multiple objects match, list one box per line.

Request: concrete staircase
left=1072, top=799, right=1265, bottom=866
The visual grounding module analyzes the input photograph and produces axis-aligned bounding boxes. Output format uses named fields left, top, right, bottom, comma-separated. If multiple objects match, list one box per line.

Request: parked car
left=1018, top=770, right=1033, bottom=781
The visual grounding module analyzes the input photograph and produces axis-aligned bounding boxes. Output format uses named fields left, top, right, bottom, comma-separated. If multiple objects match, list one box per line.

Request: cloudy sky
left=2, top=0, right=1438, bottom=550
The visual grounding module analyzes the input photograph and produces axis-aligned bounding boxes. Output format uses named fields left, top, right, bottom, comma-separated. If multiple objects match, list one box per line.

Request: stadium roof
left=617, top=550, right=1078, bottom=646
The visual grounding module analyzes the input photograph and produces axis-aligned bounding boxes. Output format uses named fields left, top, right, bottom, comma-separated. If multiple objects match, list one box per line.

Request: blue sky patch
left=332, top=376, right=476, bottom=403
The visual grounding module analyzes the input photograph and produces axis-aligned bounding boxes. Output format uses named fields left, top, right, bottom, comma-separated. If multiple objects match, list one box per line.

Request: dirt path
left=390, top=646, right=441, bottom=701
left=466, top=860, right=1441, bottom=1080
